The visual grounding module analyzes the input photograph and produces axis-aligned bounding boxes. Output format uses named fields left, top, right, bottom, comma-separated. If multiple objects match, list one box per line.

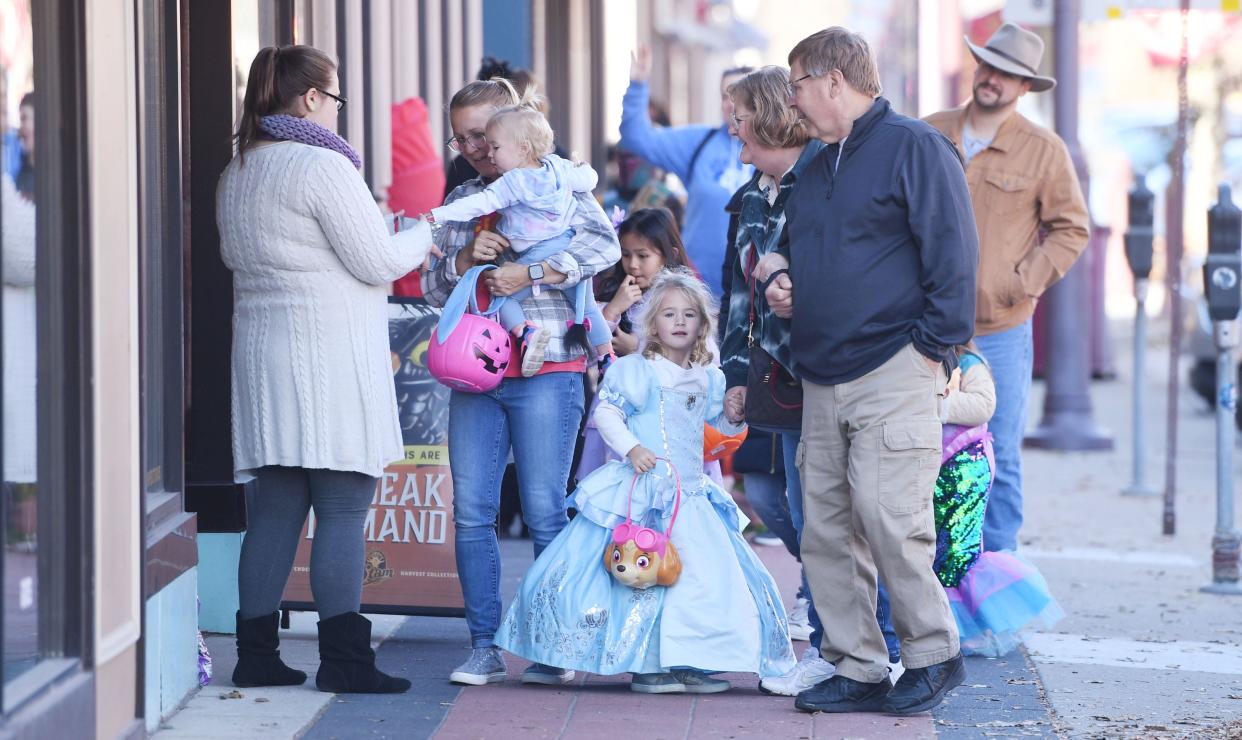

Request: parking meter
left=1122, top=176, right=1158, bottom=496
left=1202, top=183, right=1242, bottom=594
left=1205, top=184, right=1241, bottom=322
left=1125, top=178, right=1155, bottom=281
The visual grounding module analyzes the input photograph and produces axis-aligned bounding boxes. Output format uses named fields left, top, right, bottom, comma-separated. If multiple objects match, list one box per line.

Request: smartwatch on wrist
left=528, top=263, right=546, bottom=296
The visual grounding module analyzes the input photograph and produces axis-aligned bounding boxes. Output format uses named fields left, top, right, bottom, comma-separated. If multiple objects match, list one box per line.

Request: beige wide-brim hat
left=965, top=22, right=1056, bottom=93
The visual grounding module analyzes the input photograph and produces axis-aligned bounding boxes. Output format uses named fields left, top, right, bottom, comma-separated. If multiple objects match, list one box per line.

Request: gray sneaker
left=630, top=672, right=687, bottom=694
left=671, top=669, right=731, bottom=694
left=449, top=647, right=507, bottom=686
left=520, top=663, right=575, bottom=685
left=519, top=325, right=550, bottom=377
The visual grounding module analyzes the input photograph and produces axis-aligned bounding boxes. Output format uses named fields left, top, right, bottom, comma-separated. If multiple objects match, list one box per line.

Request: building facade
left=0, top=0, right=609, bottom=736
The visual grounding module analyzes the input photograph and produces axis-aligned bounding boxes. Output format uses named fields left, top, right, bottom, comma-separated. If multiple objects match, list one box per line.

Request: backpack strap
left=683, top=128, right=716, bottom=188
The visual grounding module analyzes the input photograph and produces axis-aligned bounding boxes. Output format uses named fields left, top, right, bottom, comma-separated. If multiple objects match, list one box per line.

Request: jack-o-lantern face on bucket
left=427, top=314, right=512, bottom=393
left=471, top=326, right=510, bottom=376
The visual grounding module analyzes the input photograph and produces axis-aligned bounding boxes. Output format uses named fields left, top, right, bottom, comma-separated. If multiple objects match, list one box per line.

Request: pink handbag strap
left=625, top=458, right=682, bottom=537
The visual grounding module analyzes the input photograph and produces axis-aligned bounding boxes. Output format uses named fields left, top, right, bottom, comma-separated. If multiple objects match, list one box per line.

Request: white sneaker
left=760, top=646, right=835, bottom=696
left=787, top=597, right=812, bottom=642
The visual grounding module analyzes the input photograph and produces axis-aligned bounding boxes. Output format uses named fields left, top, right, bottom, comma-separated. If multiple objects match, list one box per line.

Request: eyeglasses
left=317, top=89, right=347, bottom=111
left=786, top=73, right=813, bottom=97
left=445, top=131, right=488, bottom=153
left=730, top=113, right=751, bottom=128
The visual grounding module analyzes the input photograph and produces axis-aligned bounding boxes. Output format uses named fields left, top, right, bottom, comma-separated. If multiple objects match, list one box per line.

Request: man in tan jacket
left=925, top=22, right=1088, bottom=554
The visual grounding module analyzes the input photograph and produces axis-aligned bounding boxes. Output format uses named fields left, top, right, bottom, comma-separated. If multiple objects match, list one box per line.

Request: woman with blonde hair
left=217, top=44, right=434, bottom=694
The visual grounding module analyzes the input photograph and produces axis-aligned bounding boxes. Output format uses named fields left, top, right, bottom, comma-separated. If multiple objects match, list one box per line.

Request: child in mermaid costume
left=936, top=347, right=1064, bottom=657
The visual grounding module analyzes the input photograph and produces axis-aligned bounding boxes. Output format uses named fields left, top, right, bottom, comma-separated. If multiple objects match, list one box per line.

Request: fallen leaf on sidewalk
left=219, top=690, right=244, bottom=700
left=1006, top=678, right=1037, bottom=685
left=974, top=720, right=1045, bottom=728
left=255, top=698, right=270, bottom=703
left=1227, top=695, right=1242, bottom=700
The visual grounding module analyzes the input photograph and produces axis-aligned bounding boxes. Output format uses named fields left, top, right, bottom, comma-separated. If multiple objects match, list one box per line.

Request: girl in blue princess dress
left=496, top=268, right=796, bottom=693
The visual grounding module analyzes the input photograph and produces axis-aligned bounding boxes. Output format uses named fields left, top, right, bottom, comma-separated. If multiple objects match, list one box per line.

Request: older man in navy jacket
left=767, top=27, right=979, bottom=716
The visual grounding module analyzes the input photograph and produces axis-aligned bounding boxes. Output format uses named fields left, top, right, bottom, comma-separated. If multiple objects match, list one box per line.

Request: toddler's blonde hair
left=486, top=82, right=555, bottom=159
left=638, top=268, right=718, bottom=367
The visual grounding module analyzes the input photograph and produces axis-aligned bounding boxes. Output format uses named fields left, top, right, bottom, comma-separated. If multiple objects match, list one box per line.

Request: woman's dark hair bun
left=476, top=56, right=515, bottom=82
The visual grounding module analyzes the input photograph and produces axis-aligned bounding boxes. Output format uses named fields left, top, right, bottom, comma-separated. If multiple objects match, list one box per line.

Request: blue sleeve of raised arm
left=903, top=133, right=979, bottom=367
left=619, top=81, right=715, bottom=181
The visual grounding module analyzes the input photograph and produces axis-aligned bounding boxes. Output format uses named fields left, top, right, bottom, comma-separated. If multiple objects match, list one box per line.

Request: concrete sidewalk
left=1013, top=320, right=1242, bottom=738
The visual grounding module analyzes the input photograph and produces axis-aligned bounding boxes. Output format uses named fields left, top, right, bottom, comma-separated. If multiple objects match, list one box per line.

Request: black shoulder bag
left=742, top=248, right=803, bottom=434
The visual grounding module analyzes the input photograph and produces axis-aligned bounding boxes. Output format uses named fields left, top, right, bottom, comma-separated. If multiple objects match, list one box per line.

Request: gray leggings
left=238, top=466, right=377, bottom=621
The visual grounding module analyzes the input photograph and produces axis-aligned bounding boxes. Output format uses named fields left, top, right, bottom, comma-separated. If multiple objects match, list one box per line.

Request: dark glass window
left=1, top=0, right=41, bottom=688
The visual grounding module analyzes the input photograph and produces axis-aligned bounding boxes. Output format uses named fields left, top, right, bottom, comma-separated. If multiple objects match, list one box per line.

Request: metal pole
left=1162, top=0, right=1191, bottom=536
left=1026, top=0, right=1113, bottom=451
left=1202, top=319, right=1240, bottom=594
left=1124, top=279, right=1157, bottom=495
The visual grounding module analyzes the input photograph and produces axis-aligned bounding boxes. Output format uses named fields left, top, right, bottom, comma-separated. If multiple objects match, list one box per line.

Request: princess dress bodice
left=571, top=353, right=743, bottom=530
left=651, top=386, right=710, bottom=496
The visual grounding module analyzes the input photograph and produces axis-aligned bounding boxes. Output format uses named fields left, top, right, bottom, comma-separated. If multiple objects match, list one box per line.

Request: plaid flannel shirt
left=421, top=177, right=621, bottom=363
left=720, top=141, right=823, bottom=388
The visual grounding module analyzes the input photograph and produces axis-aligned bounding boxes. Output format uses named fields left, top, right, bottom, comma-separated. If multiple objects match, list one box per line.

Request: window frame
left=137, top=0, right=192, bottom=571
left=1, top=0, right=96, bottom=724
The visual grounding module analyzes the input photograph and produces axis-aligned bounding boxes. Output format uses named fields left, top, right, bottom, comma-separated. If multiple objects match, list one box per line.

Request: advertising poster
left=282, top=299, right=464, bottom=615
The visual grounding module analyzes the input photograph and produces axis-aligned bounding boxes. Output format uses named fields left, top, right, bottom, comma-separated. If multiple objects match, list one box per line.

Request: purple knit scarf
left=259, top=114, right=362, bottom=169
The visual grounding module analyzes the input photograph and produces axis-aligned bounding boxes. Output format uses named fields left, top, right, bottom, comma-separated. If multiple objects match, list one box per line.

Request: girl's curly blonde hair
left=637, top=268, right=718, bottom=367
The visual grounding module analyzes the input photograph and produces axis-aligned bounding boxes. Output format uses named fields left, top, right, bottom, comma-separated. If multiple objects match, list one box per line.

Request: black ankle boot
left=232, top=611, right=308, bottom=688
left=315, top=612, right=411, bottom=694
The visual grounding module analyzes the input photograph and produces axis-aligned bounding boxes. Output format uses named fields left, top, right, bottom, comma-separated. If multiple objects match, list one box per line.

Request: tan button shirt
left=924, top=106, right=1089, bottom=336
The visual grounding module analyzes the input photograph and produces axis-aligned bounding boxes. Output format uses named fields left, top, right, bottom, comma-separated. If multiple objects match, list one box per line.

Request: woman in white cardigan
left=216, top=45, right=433, bottom=695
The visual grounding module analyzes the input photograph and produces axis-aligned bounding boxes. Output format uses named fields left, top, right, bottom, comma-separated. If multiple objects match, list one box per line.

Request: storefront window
left=1, top=0, right=39, bottom=687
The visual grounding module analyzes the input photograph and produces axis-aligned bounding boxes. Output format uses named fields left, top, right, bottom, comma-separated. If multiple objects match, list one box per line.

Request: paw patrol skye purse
left=603, top=459, right=682, bottom=590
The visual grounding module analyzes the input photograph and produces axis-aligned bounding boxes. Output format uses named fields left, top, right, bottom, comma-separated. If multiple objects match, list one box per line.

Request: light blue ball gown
left=496, top=353, right=796, bottom=677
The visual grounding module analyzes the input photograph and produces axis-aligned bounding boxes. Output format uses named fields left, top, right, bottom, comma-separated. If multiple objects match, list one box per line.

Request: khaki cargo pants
left=797, top=343, right=959, bottom=683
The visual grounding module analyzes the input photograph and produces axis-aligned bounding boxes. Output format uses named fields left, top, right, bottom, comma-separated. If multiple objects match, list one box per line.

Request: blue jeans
left=743, top=471, right=800, bottom=557
left=449, top=371, right=585, bottom=648
left=784, top=430, right=900, bottom=662
left=497, top=231, right=612, bottom=349
left=973, top=320, right=1032, bottom=552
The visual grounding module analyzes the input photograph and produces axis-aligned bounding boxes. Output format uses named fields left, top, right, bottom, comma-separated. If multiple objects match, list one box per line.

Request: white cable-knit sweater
left=2, top=175, right=36, bottom=483
left=216, top=141, right=433, bottom=481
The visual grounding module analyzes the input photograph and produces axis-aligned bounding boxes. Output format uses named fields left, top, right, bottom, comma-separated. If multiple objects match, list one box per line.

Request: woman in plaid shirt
left=421, top=78, right=620, bottom=687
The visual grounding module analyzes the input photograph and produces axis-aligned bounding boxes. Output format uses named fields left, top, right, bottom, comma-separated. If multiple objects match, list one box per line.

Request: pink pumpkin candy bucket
left=427, top=265, right=513, bottom=393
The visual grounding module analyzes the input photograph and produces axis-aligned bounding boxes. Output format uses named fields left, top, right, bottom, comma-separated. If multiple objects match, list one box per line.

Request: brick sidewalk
left=424, top=541, right=936, bottom=740
left=295, top=540, right=1047, bottom=739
